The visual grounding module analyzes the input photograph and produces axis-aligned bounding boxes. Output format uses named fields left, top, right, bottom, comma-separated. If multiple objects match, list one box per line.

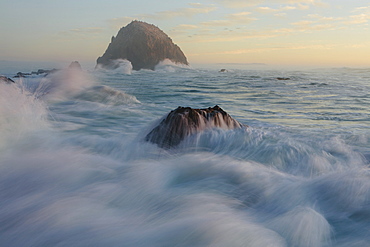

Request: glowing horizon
left=1, top=0, right=369, bottom=68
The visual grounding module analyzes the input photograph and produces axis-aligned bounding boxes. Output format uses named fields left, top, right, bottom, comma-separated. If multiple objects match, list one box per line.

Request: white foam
left=154, top=59, right=191, bottom=72
left=19, top=68, right=95, bottom=102
left=95, top=59, right=133, bottom=74
left=0, top=83, right=49, bottom=150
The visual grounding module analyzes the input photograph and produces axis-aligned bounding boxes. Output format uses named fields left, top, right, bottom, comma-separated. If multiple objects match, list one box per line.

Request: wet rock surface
left=145, top=105, right=244, bottom=148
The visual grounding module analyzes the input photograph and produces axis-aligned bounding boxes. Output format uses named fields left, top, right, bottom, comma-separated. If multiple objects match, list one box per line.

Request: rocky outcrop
left=145, top=105, right=244, bottom=148
left=97, top=20, right=188, bottom=70
left=0, top=76, right=15, bottom=84
left=68, top=61, right=82, bottom=70
left=14, top=69, right=58, bottom=78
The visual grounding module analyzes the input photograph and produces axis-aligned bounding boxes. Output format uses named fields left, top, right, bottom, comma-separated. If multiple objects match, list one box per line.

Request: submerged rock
left=145, top=105, right=244, bottom=148
left=96, top=20, right=188, bottom=70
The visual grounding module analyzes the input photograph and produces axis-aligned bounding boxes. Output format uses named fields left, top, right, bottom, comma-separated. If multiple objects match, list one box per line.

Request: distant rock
left=97, top=20, right=188, bottom=70
left=276, top=77, right=290, bottom=80
left=68, top=61, right=82, bottom=70
left=14, top=68, right=58, bottom=78
left=0, top=76, right=15, bottom=84
left=219, top=69, right=227, bottom=72
left=145, top=105, right=244, bottom=148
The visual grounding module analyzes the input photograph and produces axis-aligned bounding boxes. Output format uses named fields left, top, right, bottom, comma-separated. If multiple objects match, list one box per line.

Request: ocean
left=1, top=60, right=370, bottom=246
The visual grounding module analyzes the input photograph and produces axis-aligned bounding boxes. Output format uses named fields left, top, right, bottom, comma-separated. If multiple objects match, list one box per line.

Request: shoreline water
left=1, top=61, right=370, bottom=246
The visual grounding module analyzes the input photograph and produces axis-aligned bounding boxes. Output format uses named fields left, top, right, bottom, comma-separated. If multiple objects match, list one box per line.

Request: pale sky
left=1, top=0, right=370, bottom=67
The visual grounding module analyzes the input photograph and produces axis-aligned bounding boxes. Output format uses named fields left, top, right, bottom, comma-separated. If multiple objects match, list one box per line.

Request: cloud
left=58, top=27, right=104, bottom=39
left=255, top=4, right=309, bottom=14
left=200, top=20, right=234, bottom=27
left=290, top=19, right=336, bottom=32
left=255, top=7, right=278, bottom=14
left=352, top=6, right=370, bottom=12
left=108, top=3, right=217, bottom=29
left=307, top=14, right=343, bottom=21
left=212, top=0, right=325, bottom=8
left=192, top=43, right=336, bottom=56
left=137, top=3, right=216, bottom=20
left=108, top=17, right=134, bottom=29
left=212, top=0, right=263, bottom=8
left=346, top=5, right=370, bottom=24
left=274, top=13, right=287, bottom=17
left=200, top=12, right=256, bottom=27
left=347, top=14, right=370, bottom=24
left=227, top=12, right=256, bottom=22
left=291, top=20, right=315, bottom=26
left=177, top=24, right=199, bottom=30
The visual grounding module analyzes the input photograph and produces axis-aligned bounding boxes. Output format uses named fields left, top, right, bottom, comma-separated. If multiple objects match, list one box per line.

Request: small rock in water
left=145, top=105, right=244, bottom=148
left=276, top=77, right=290, bottom=80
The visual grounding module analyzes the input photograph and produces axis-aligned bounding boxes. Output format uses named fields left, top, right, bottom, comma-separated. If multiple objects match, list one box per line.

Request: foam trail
left=268, top=207, right=331, bottom=247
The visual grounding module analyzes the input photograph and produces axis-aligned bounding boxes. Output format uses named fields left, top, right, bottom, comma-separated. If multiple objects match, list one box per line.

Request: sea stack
left=97, top=20, right=188, bottom=70
left=145, top=105, right=244, bottom=148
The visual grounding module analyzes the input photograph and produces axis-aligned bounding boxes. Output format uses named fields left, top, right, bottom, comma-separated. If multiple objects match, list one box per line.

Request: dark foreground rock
left=97, top=20, right=188, bottom=70
left=145, top=105, right=244, bottom=148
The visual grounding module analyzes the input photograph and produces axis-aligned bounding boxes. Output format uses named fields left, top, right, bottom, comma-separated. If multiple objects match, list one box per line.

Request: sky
left=1, top=0, right=370, bottom=67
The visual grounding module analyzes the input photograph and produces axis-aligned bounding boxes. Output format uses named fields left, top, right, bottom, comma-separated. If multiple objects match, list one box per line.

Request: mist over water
left=1, top=62, right=370, bottom=246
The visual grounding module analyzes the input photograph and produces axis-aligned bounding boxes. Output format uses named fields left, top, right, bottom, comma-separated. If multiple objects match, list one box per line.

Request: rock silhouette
left=68, top=61, right=82, bottom=70
left=13, top=69, right=58, bottom=78
left=145, top=105, right=244, bottom=148
left=97, top=20, right=188, bottom=70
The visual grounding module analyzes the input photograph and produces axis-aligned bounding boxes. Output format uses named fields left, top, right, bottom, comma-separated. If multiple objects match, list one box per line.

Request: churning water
left=1, top=61, right=370, bottom=246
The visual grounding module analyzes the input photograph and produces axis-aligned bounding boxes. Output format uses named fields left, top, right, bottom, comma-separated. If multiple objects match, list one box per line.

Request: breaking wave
left=75, top=85, right=140, bottom=106
left=95, top=59, right=133, bottom=74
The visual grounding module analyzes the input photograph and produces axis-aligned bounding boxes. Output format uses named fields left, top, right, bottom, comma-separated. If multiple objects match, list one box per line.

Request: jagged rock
left=97, top=20, right=188, bottom=70
left=145, top=105, right=244, bottom=148
left=14, top=72, right=31, bottom=78
left=14, top=69, right=58, bottom=78
left=68, top=61, right=82, bottom=70
left=0, top=76, right=15, bottom=84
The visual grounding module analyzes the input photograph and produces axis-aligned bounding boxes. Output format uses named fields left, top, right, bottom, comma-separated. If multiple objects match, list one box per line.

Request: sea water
left=0, top=61, right=369, bottom=246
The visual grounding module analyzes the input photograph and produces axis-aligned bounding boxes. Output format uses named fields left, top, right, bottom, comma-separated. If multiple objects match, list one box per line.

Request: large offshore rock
left=145, top=105, right=244, bottom=148
left=96, top=21, right=188, bottom=70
